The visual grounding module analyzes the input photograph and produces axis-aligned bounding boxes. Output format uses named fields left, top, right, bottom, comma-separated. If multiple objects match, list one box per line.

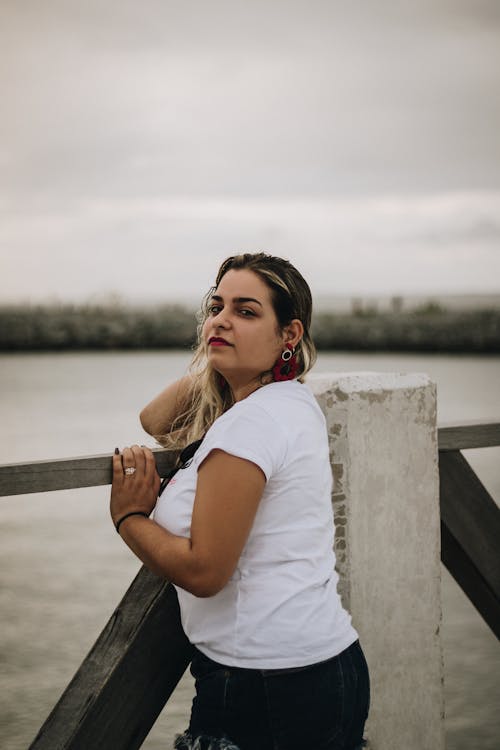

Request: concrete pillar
left=308, top=372, right=444, bottom=750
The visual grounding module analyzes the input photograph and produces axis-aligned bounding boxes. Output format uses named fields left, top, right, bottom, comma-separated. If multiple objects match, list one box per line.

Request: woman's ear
left=282, top=319, right=304, bottom=349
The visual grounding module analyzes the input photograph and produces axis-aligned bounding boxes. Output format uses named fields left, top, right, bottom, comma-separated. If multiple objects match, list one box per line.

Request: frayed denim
left=174, top=731, right=241, bottom=749
left=176, top=640, right=369, bottom=750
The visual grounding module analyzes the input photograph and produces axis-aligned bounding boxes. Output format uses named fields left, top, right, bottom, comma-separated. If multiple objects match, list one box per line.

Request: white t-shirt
left=153, top=380, right=358, bottom=669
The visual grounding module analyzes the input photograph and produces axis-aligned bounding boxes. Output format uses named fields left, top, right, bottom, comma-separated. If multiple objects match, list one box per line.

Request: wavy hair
left=158, top=252, right=316, bottom=450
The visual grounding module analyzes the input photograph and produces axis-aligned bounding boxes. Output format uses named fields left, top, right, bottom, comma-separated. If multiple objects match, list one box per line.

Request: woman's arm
left=140, top=375, right=194, bottom=436
left=110, top=445, right=265, bottom=597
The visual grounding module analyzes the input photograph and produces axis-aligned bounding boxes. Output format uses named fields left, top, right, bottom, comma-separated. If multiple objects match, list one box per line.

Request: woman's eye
left=208, top=305, right=222, bottom=315
left=239, top=308, right=255, bottom=317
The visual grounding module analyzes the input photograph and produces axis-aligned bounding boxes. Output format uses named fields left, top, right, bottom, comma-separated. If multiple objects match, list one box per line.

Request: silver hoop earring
left=281, top=347, right=294, bottom=362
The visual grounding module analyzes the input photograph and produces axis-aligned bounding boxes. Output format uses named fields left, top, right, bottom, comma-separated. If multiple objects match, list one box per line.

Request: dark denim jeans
left=175, top=640, right=370, bottom=750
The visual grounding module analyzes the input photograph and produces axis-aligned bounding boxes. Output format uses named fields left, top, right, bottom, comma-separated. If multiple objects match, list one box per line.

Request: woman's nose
left=212, top=310, right=230, bottom=328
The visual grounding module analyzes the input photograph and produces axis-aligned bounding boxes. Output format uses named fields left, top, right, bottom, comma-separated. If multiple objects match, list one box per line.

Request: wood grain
left=438, top=422, right=500, bottom=451
left=439, top=450, right=500, bottom=639
left=29, top=566, right=193, bottom=750
left=0, top=449, right=176, bottom=497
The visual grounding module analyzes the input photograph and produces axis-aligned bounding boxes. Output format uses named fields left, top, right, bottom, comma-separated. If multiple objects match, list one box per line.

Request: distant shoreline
left=0, top=304, right=499, bottom=354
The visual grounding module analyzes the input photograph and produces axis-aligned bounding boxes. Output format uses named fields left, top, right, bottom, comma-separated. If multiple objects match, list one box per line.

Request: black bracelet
left=115, top=511, right=149, bottom=534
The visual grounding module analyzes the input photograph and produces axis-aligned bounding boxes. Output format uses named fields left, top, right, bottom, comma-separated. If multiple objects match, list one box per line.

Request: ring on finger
left=124, top=466, right=136, bottom=476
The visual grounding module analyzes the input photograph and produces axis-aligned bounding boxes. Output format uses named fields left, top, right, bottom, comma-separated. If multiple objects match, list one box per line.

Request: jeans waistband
left=193, top=639, right=360, bottom=677
left=260, top=639, right=360, bottom=676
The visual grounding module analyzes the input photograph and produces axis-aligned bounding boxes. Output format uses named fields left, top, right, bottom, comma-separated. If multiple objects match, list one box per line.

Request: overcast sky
left=1, top=0, right=499, bottom=305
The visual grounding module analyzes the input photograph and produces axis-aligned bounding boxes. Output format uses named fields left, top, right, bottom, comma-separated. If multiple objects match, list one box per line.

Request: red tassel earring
left=272, top=343, right=298, bottom=381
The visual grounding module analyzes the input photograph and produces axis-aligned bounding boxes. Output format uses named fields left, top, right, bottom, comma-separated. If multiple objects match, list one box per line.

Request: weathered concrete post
left=309, top=372, right=444, bottom=750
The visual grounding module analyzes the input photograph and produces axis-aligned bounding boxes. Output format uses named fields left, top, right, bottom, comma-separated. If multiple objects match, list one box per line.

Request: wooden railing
left=0, top=422, right=498, bottom=750
left=438, top=422, right=500, bottom=641
left=1, top=448, right=191, bottom=750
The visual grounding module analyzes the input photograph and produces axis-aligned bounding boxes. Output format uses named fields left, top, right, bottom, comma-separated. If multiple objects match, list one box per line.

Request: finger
left=121, top=446, right=133, bottom=465
left=121, top=446, right=136, bottom=476
left=144, top=448, right=159, bottom=485
left=131, top=444, right=146, bottom=475
left=153, top=466, right=161, bottom=495
left=112, top=452, right=124, bottom=483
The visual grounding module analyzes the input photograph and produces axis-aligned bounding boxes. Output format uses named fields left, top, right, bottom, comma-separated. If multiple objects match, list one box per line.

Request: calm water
left=0, top=351, right=499, bottom=749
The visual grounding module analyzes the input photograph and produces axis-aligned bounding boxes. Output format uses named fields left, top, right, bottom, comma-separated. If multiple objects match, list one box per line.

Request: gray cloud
left=2, top=0, right=499, bottom=203
left=1, top=1, right=499, bottom=301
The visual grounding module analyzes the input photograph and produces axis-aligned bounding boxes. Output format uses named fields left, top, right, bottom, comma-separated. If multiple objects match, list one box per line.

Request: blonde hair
left=158, top=252, right=316, bottom=450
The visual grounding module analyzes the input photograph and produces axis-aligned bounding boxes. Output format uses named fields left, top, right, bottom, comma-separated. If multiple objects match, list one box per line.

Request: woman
left=110, top=253, right=369, bottom=750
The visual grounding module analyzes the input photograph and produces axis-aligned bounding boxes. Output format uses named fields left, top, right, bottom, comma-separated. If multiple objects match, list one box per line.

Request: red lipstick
left=208, top=336, right=232, bottom=346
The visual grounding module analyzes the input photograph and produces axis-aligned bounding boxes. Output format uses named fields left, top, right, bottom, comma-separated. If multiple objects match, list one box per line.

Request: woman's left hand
left=110, top=445, right=161, bottom=528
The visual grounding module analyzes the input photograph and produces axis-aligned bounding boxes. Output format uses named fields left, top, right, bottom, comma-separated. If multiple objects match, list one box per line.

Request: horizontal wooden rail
left=1, top=422, right=498, bottom=499
left=0, top=450, right=176, bottom=497
left=437, top=421, right=500, bottom=451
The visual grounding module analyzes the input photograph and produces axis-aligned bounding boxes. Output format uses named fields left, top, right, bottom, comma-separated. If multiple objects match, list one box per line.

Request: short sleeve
left=194, top=401, right=288, bottom=481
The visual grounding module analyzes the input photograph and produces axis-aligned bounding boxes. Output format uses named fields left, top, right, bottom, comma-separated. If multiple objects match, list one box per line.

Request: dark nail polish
left=114, top=447, right=120, bottom=455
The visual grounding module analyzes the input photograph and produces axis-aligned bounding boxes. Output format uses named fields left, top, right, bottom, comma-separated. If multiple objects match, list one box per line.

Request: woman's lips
left=208, top=337, right=232, bottom=346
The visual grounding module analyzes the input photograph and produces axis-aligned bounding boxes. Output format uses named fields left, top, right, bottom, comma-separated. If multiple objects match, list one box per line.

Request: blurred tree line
left=312, top=307, right=500, bottom=353
left=0, top=303, right=499, bottom=353
left=0, top=304, right=197, bottom=350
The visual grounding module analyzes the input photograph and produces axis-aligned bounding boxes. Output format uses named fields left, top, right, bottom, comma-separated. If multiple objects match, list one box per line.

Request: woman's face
left=202, top=269, right=287, bottom=395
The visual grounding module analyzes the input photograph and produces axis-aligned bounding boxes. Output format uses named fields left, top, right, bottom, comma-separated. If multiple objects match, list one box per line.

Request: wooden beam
left=438, top=422, right=500, bottom=451
left=0, top=450, right=176, bottom=497
left=439, top=450, right=500, bottom=639
left=2, top=419, right=498, bottom=497
left=29, top=566, right=193, bottom=750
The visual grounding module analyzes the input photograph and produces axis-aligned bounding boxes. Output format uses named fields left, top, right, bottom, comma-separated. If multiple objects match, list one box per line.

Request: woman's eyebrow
left=211, top=294, right=263, bottom=307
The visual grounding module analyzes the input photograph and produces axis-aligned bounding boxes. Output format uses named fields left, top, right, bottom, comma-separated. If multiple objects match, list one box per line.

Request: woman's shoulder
left=248, top=380, right=322, bottom=417
left=227, top=381, right=325, bottom=437
left=206, top=381, right=323, bottom=439
left=196, top=381, right=326, bottom=476
left=196, top=385, right=292, bottom=476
